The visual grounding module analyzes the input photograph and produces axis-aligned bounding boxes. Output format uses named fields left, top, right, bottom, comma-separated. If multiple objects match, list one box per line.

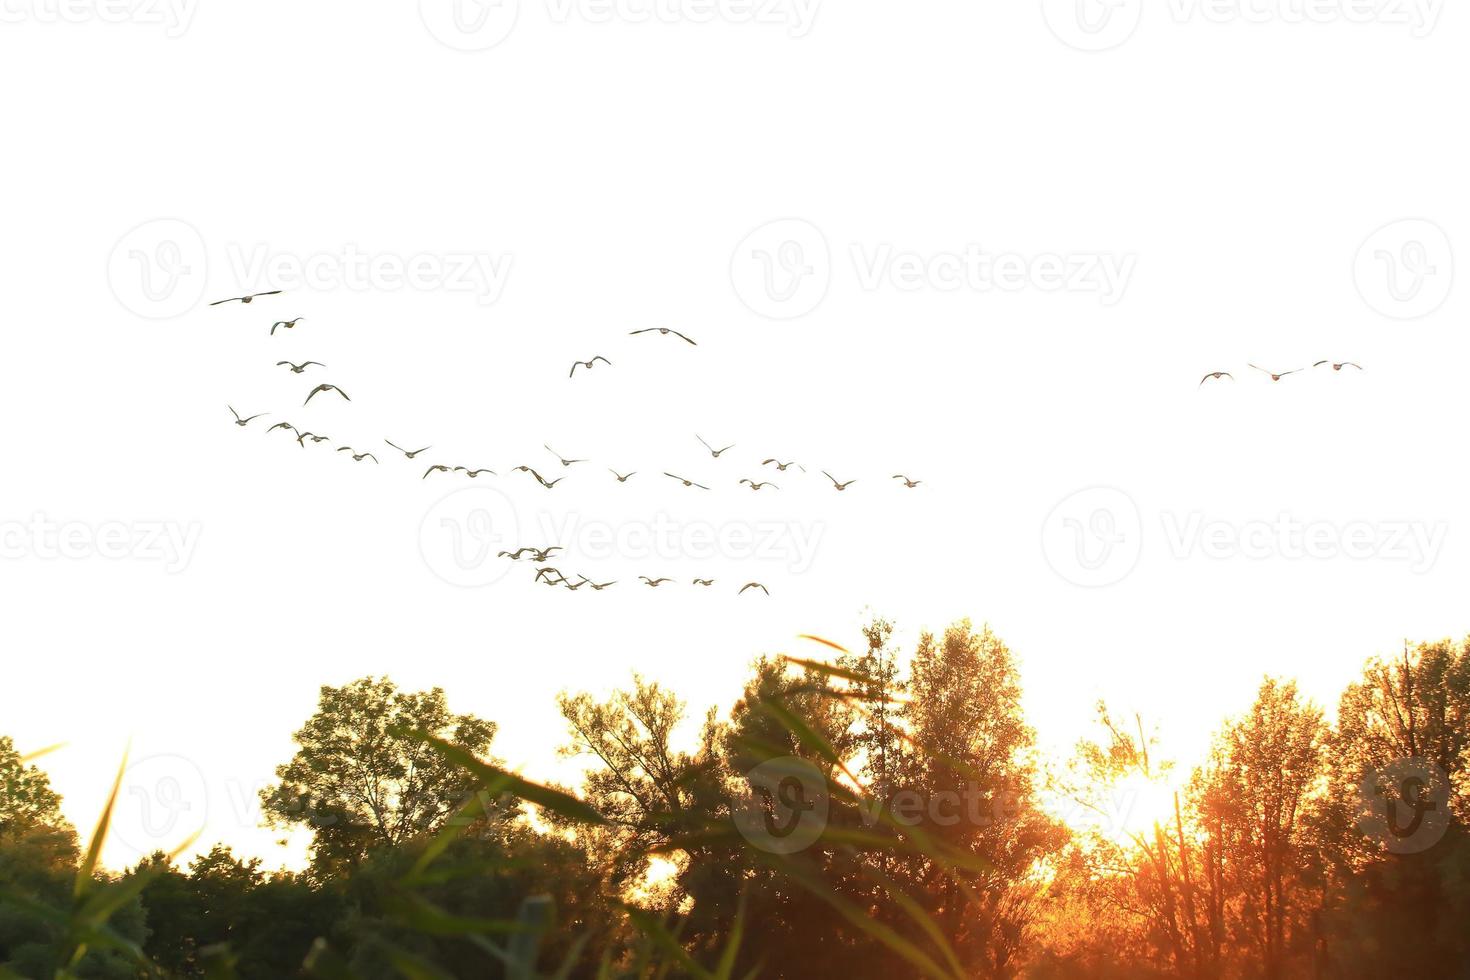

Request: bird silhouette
left=630, top=327, right=697, bottom=345
left=563, top=577, right=593, bottom=592
left=266, top=422, right=300, bottom=438
left=609, top=469, right=637, bottom=483
left=692, top=578, right=716, bottom=587
left=1249, top=364, right=1302, bottom=382
left=762, top=459, right=805, bottom=473
left=697, top=435, right=736, bottom=458
left=664, top=473, right=710, bottom=490
left=587, top=580, right=618, bottom=591
left=423, top=464, right=454, bottom=479
left=229, top=406, right=267, bottom=427
left=210, top=290, right=282, bottom=306
left=536, top=567, right=568, bottom=585
left=385, top=440, right=433, bottom=459
left=739, top=582, right=770, bottom=596
left=569, top=356, right=612, bottom=378
left=304, top=384, right=350, bottom=405
left=822, top=471, right=857, bottom=491
left=739, top=479, right=779, bottom=491
left=269, top=317, right=304, bottom=335
left=336, top=448, right=379, bottom=463
left=454, top=467, right=497, bottom=478
left=1314, top=360, right=1363, bottom=372
left=640, top=576, right=674, bottom=588
left=892, top=475, right=922, bottom=488
left=277, top=360, right=324, bottom=374
left=1199, top=372, right=1234, bottom=386
left=295, top=431, right=330, bottom=447
left=544, top=445, right=586, bottom=467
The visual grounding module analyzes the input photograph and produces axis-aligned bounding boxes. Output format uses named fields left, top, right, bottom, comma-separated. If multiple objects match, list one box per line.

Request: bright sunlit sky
left=1, top=1, right=1466, bottom=871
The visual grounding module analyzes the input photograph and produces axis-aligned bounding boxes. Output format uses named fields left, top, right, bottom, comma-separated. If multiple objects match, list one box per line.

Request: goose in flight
left=569, top=356, right=612, bottom=378
left=563, top=576, right=593, bottom=592
left=892, top=475, right=922, bottom=488
left=664, top=473, right=710, bottom=490
left=640, top=576, right=674, bottom=588
left=535, top=567, right=568, bottom=585
left=692, top=578, right=716, bottom=587
left=1314, top=360, right=1363, bottom=372
left=277, top=360, right=324, bottom=374
left=587, top=580, right=618, bottom=591
left=423, top=464, right=454, bottom=479
left=738, top=582, right=770, bottom=596
left=514, top=466, right=564, bottom=487
left=295, top=431, right=330, bottom=447
left=609, top=469, right=637, bottom=483
left=500, top=547, right=563, bottom=562
left=1249, top=364, right=1302, bottom=382
left=336, top=448, right=379, bottom=463
left=545, top=445, right=586, bottom=467
left=629, top=327, right=697, bottom=345
left=269, top=318, right=305, bottom=336
left=385, top=440, right=432, bottom=459
left=228, top=406, right=267, bottom=427
left=762, top=459, right=805, bottom=473
left=739, top=479, right=778, bottom=491
left=266, top=421, right=300, bottom=438
left=304, top=384, right=350, bottom=405
left=1199, top=372, right=1234, bottom=386
left=454, top=467, right=498, bottom=478
left=210, top=290, right=282, bottom=306
left=822, top=471, right=857, bottom=491
left=697, top=435, right=735, bottom=458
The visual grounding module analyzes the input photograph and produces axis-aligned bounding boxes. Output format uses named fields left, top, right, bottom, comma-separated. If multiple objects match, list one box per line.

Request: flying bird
left=630, top=327, right=697, bottom=346
left=277, top=360, right=324, bottom=374
left=762, top=459, right=805, bottom=473
left=1314, top=360, right=1363, bottom=372
left=500, top=546, right=563, bottom=562
left=822, top=471, right=857, bottom=491
left=1249, top=364, right=1302, bottom=382
left=228, top=406, right=267, bottom=427
left=664, top=473, right=710, bottom=490
left=304, top=384, right=350, bottom=405
left=535, top=567, right=568, bottom=585
left=210, top=290, right=282, bottom=306
left=336, top=448, right=378, bottom=463
left=423, top=464, right=454, bottom=479
left=738, top=582, right=770, bottom=596
left=513, top=466, right=563, bottom=487
left=544, top=445, right=587, bottom=467
left=265, top=422, right=300, bottom=438
left=587, top=580, right=618, bottom=591
left=739, top=479, right=778, bottom=491
left=1199, top=372, right=1234, bottom=386
left=385, top=440, right=432, bottom=459
left=569, top=356, right=612, bottom=378
left=692, top=578, right=716, bottom=587
left=697, top=435, right=736, bottom=458
left=270, top=318, right=305, bottom=335
left=892, top=475, right=922, bottom=488
left=295, top=431, right=330, bottom=447
left=454, top=467, right=498, bottom=478
left=640, top=577, right=674, bottom=588
left=609, top=469, right=637, bottom=483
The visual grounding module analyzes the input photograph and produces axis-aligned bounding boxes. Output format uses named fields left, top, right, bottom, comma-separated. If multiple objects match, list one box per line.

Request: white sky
left=1, top=0, right=1466, bottom=872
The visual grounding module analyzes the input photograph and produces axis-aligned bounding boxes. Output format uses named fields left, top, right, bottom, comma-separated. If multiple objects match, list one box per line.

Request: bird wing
left=671, top=331, right=697, bottom=345
left=209, top=297, right=242, bottom=306
left=629, top=328, right=654, bottom=335
left=1248, top=364, right=1270, bottom=375
left=592, top=356, right=610, bottom=365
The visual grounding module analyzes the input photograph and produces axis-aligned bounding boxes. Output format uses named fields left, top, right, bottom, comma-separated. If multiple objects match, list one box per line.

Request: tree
left=260, top=677, right=506, bottom=870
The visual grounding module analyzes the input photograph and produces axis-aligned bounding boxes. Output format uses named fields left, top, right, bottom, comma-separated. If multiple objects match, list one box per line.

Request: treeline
left=1, top=622, right=1466, bottom=978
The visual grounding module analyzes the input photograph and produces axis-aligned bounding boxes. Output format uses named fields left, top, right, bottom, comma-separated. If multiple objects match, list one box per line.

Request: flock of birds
left=216, top=291, right=926, bottom=596
left=1200, top=361, right=1364, bottom=386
